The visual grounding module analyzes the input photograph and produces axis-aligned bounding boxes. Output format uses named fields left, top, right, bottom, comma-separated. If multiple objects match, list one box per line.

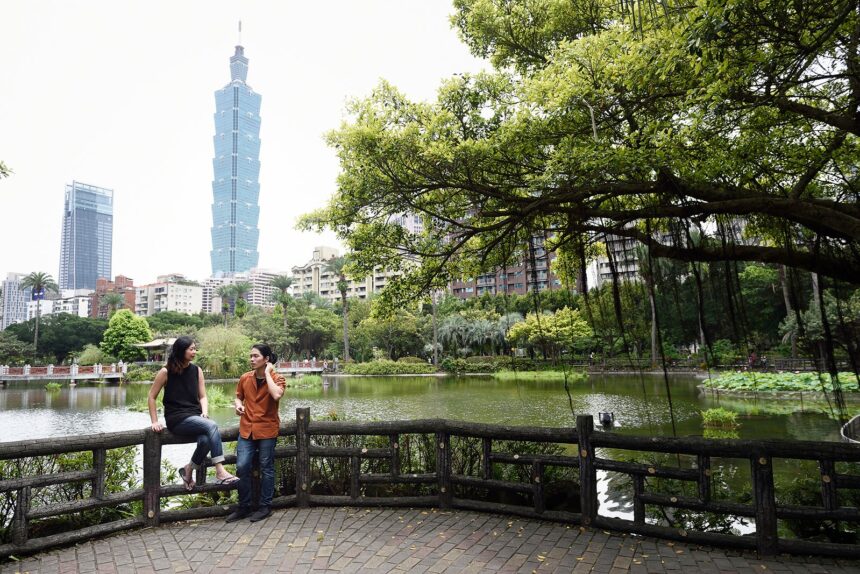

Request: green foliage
left=100, top=310, right=152, bottom=362
left=125, top=363, right=161, bottom=382
left=706, top=371, right=860, bottom=393
left=146, top=311, right=219, bottom=336
left=352, top=310, right=425, bottom=361
left=195, top=326, right=253, bottom=378
left=0, top=446, right=138, bottom=543
left=776, top=461, right=860, bottom=543
left=341, top=359, right=435, bottom=375
left=506, top=307, right=592, bottom=358
left=493, top=369, right=586, bottom=382
left=6, top=314, right=107, bottom=364
left=701, top=408, right=739, bottom=429
left=0, top=330, right=33, bottom=364
left=44, top=382, right=62, bottom=391
left=77, top=343, right=110, bottom=366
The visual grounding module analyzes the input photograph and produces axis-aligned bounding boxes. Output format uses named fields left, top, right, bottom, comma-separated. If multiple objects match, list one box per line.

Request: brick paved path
left=3, top=508, right=860, bottom=573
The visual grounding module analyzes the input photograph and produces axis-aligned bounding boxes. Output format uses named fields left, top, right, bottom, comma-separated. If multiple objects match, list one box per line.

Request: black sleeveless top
left=163, top=364, right=202, bottom=430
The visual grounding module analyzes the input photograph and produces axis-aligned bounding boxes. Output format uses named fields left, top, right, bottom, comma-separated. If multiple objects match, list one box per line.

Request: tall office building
left=210, top=41, right=262, bottom=274
left=58, top=181, right=113, bottom=291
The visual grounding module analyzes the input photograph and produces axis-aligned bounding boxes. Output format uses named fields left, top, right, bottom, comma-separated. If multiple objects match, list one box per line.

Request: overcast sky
left=0, top=1, right=486, bottom=286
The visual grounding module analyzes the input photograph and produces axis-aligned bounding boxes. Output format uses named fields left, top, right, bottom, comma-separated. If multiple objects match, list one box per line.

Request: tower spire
left=238, top=20, right=242, bottom=45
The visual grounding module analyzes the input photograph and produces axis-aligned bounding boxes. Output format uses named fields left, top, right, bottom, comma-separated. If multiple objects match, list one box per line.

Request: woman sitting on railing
left=147, top=336, right=238, bottom=490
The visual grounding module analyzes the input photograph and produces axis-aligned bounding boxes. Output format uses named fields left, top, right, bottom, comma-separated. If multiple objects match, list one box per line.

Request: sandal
left=180, top=466, right=195, bottom=491
left=217, top=475, right=240, bottom=485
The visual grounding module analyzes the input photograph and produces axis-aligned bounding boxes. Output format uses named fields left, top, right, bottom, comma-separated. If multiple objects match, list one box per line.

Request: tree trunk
left=34, top=299, right=41, bottom=353
left=649, top=280, right=658, bottom=369
left=341, top=290, right=350, bottom=361
left=778, top=265, right=798, bottom=358
left=432, top=293, right=438, bottom=366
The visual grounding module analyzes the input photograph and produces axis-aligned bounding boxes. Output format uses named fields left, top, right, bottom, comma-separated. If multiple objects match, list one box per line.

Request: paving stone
left=3, top=508, right=860, bottom=573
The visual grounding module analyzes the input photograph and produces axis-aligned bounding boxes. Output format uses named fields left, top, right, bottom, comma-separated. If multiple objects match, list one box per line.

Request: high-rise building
left=58, top=181, right=113, bottom=291
left=1, top=272, right=31, bottom=330
left=210, top=42, right=262, bottom=275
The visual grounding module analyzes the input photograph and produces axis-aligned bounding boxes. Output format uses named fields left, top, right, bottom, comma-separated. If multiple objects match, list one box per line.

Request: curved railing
left=1, top=409, right=859, bottom=559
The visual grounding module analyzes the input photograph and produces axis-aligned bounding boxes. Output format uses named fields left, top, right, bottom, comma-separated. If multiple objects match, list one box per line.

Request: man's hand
left=151, top=422, right=163, bottom=432
left=235, top=404, right=245, bottom=416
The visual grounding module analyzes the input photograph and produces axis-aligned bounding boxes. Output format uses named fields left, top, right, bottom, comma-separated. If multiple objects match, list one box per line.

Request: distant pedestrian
left=147, top=336, right=238, bottom=490
left=226, top=343, right=286, bottom=523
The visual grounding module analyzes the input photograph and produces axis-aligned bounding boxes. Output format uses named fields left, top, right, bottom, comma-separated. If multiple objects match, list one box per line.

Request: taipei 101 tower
left=210, top=22, right=261, bottom=275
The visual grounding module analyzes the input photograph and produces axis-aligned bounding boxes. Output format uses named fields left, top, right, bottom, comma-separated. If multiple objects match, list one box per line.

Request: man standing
left=226, top=343, right=285, bottom=522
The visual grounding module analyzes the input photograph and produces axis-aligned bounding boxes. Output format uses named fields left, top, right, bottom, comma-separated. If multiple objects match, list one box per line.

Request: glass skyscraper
left=58, top=181, right=113, bottom=291
left=210, top=43, right=261, bottom=274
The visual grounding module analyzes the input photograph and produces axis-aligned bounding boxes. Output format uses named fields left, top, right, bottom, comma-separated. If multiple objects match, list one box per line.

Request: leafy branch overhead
left=301, top=0, right=860, bottom=307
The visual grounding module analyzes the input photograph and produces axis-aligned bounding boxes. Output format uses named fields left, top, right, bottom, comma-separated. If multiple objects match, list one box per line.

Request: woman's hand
left=151, top=422, right=163, bottom=432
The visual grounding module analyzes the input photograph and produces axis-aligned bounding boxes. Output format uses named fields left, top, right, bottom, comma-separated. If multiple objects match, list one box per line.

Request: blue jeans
left=236, top=436, right=276, bottom=509
left=171, top=416, right=225, bottom=466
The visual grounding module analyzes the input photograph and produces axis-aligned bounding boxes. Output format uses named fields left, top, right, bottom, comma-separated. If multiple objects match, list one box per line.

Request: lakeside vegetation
left=704, top=371, right=860, bottom=393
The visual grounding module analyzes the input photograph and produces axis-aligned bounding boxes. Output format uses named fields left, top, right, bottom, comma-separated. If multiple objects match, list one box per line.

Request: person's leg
left=258, top=438, right=277, bottom=508
left=249, top=438, right=276, bottom=522
left=226, top=436, right=255, bottom=522
left=171, top=416, right=216, bottom=467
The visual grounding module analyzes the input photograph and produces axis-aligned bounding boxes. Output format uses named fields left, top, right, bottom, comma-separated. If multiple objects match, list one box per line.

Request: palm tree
left=216, top=284, right=235, bottom=327
left=100, top=292, right=125, bottom=317
left=20, top=272, right=58, bottom=353
left=232, top=281, right=253, bottom=319
left=324, top=256, right=351, bottom=361
left=269, top=275, right=294, bottom=331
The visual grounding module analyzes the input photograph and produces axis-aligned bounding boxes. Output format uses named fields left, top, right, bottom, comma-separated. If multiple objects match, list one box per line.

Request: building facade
left=449, top=237, right=562, bottom=298
left=290, top=246, right=405, bottom=304
left=27, top=289, right=92, bottom=320
left=203, top=268, right=287, bottom=314
left=90, top=275, right=135, bottom=319
left=1, top=272, right=31, bottom=330
left=210, top=43, right=262, bottom=275
left=59, top=181, right=113, bottom=291
left=135, top=274, right=202, bottom=316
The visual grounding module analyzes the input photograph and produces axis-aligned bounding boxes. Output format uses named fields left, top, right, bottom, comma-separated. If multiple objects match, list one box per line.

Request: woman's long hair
left=252, top=343, right=277, bottom=364
left=166, top=336, right=195, bottom=374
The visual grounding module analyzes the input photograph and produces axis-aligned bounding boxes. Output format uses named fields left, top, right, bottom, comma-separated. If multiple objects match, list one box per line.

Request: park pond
left=1, top=373, right=856, bottom=532
left=0, top=373, right=852, bottom=443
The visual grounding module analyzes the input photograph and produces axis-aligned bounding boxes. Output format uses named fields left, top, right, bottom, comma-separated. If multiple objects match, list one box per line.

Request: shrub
left=397, top=356, right=426, bottom=364
left=342, top=360, right=435, bottom=375
left=125, top=363, right=161, bottom=382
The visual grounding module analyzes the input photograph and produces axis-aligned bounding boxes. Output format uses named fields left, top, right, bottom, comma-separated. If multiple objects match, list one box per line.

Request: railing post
left=390, top=434, right=400, bottom=478
left=296, top=408, right=310, bottom=508
left=577, top=415, right=598, bottom=526
left=92, top=448, right=106, bottom=499
left=12, top=487, right=31, bottom=546
left=820, top=459, right=837, bottom=510
left=481, top=437, right=492, bottom=480
left=532, top=461, right=544, bottom=514
left=751, top=452, right=778, bottom=556
left=143, top=429, right=162, bottom=527
left=436, top=429, right=452, bottom=508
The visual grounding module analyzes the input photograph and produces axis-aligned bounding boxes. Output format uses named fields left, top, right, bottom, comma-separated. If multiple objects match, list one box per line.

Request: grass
left=492, top=369, right=587, bottom=382
left=701, top=407, right=740, bottom=429
left=287, top=374, right=323, bottom=388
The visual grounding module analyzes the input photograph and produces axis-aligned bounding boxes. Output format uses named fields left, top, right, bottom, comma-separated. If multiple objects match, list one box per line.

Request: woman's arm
left=197, top=366, right=209, bottom=418
left=148, top=368, right=168, bottom=432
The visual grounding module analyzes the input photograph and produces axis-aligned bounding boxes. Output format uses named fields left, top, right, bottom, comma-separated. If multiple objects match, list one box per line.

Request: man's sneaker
left=225, top=507, right=251, bottom=523
left=249, top=507, right=272, bottom=522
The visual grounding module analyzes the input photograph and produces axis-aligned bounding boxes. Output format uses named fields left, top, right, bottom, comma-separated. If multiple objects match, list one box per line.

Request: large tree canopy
left=302, top=0, right=860, bottom=306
